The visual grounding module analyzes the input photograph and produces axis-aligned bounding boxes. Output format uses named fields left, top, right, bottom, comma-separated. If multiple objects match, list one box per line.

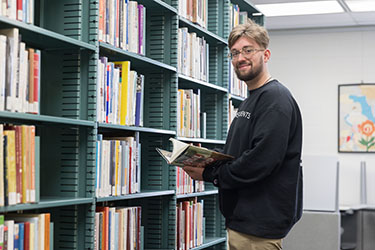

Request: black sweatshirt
left=203, top=79, right=303, bottom=239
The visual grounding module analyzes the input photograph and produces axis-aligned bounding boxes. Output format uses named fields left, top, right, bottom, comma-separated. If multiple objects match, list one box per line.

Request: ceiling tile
left=245, top=0, right=375, bottom=29
left=250, top=0, right=330, bottom=3
left=263, top=13, right=356, bottom=30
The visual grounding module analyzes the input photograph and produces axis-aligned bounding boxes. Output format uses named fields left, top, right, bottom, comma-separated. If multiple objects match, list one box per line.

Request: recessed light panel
left=346, top=0, right=375, bottom=12
left=255, top=1, right=345, bottom=17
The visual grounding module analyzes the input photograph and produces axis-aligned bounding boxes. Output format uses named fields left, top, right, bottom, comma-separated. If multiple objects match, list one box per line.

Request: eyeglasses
left=228, top=46, right=265, bottom=60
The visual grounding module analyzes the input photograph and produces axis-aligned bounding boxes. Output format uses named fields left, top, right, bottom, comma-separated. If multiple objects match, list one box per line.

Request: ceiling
left=249, top=0, right=375, bottom=30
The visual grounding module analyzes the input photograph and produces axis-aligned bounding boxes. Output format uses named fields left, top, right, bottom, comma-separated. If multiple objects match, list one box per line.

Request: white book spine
left=4, top=220, right=14, bottom=250
left=0, top=35, right=6, bottom=111
left=7, top=0, right=17, bottom=19
left=21, top=49, right=29, bottom=113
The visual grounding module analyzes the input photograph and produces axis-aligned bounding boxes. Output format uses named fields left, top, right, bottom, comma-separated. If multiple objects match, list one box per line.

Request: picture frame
left=338, top=83, right=375, bottom=152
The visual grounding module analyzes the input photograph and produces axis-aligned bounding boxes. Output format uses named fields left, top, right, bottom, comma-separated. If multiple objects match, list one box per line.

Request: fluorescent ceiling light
left=255, top=1, right=345, bottom=17
left=346, top=0, right=375, bottom=12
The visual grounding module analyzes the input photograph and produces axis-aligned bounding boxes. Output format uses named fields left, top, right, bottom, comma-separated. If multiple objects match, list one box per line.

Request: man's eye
left=244, top=49, right=253, bottom=54
left=232, top=51, right=240, bottom=56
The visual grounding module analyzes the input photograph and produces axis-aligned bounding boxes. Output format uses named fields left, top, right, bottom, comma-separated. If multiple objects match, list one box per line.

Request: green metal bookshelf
left=99, top=42, right=177, bottom=72
left=0, top=0, right=263, bottom=249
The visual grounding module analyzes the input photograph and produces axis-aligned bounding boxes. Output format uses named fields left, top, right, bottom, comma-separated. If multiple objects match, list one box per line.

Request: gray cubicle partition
left=283, top=156, right=341, bottom=250
left=341, top=209, right=375, bottom=250
left=283, top=211, right=341, bottom=250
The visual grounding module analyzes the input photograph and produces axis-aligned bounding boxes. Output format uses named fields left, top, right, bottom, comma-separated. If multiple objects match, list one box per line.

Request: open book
left=156, top=138, right=233, bottom=167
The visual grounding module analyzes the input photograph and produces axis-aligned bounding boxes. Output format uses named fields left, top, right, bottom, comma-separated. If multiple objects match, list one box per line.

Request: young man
left=182, top=19, right=303, bottom=250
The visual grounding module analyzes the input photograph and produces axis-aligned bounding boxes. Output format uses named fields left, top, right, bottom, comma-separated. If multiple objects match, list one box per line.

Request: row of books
left=177, top=27, right=209, bottom=82
left=0, top=28, right=40, bottom=114
left=176, top=198, right=204, bottom=250
left=95, top=206, right=141, bottom=250
left=176, top=166, right=204, bottom=195
left=177, top=89, right=201, bottom=138
left=99, top=0, right=146, bottom=55
left=0, top=0, right=34, bottom=24
left=229, top=62, right=248, bottom=98
left=178, top=0, right=208, bottom=29
left=96, top=133, right=141, bottom=198
left=229, top=3, right=249, bottom=29
left=97, top=58, right=144, bottom=127
left=228, top=3, right=249, bottom=99
left=0, top=124, right=36, bottom=207
left=0, top=213, right=52, bottom=250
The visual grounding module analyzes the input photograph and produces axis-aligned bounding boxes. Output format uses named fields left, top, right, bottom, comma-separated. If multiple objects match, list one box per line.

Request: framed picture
left=338, top=84, right=375, bottom=152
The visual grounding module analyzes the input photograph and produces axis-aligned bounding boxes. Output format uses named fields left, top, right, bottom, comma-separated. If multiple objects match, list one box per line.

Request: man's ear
left=264, top=49, right=271, bottom=63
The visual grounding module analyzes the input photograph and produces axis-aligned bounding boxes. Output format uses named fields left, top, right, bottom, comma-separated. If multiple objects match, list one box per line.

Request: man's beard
left=234, top=57, right=263, bottom=82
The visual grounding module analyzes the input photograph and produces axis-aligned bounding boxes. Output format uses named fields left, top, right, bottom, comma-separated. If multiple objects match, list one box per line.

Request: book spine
left=137, top=4, right=143, bottom=55
left=32, top=49, right=40, bottom=114
left=0, top=215, right=4, bottom=250
left=18, top=223, right=24, bottom=250
left=0, top=35, right=6, bottom=111
left=0, top=125, right=4, bottom=207
left=15, top=126, right=22, bottom=204
left=29, top=126, right=35, bottom=203
left=4, top=130, right=16, bottom=205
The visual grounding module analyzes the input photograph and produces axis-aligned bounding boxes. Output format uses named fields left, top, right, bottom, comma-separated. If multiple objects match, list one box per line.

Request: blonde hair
left=228, top=19, right=269, bottom=49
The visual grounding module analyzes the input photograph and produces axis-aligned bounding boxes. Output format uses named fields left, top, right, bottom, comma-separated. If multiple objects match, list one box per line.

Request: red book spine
left=24, top=222, right=30, bottom=250
left=33, top=52, right=39, bottom=102
left=96, top=206, right=109, bottom=250
left=17, top=0, right=23, bottom=21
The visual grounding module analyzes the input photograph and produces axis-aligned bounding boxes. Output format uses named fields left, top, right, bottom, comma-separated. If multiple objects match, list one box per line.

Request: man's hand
left=182, top=166, right=204, bottom=181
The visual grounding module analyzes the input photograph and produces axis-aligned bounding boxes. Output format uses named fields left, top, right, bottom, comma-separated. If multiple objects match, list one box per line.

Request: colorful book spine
left=4, top=130, right=16, bottom=205
left=0, top=125, right=4, bottom=207
left=17, top=222, right=24, bottom=250
left=0, top=215, right=4, bottom=250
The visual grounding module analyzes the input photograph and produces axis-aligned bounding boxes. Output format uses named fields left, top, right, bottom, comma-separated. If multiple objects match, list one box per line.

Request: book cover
left=156, top=138, right=232, bottom=167
left=95, top=134, right=102, bottom=197
left=114, top=61, right=130, bottom=125
left=0, top=35, right=6, bottom=111
left=98, top=0, right=104, bottom=41
left=7, top=0, right=16, bottom=19
left=19, top=43, right=28, bottom=113
left=137, top=4, right=144, bottom=55
left=15, top=125, right=22, bottom=204
left=135, top=74, right=144, bottom=127
left=27, top=48, right=34, bottom=113
left=29, top=126, right=36, bottom=203
left=17, top=222, right=24, bottom=250
left=32, top=49, right=40, bottom=114
left=3, top=134, right=8, bottom=206
left=98, top=212, right=103, bottom=250
left=4, top=220, right=14, bottom=250
left=23, top=221, right=29, bottom=250
left=44, top=213, right=50, bottom=250
left=14, top=222, right=19, bottom=250
left=0, top=125, right=4, bottom=206
left=3, top=224, right=7, bottom=250
left=0, top=215, right=4, bottom=250
left=96, top=206, right=109, bottom=250
left=94, top=213, right=99, bottom=250
left=0, top=28, right=19, bottom=112
left=128, top=1, right=138, bottom=53
left=4, top=129, right=17, bottom=205
left=21, top=125, right=28, bottom=203
left=29, top=221, right=35, bottom=250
